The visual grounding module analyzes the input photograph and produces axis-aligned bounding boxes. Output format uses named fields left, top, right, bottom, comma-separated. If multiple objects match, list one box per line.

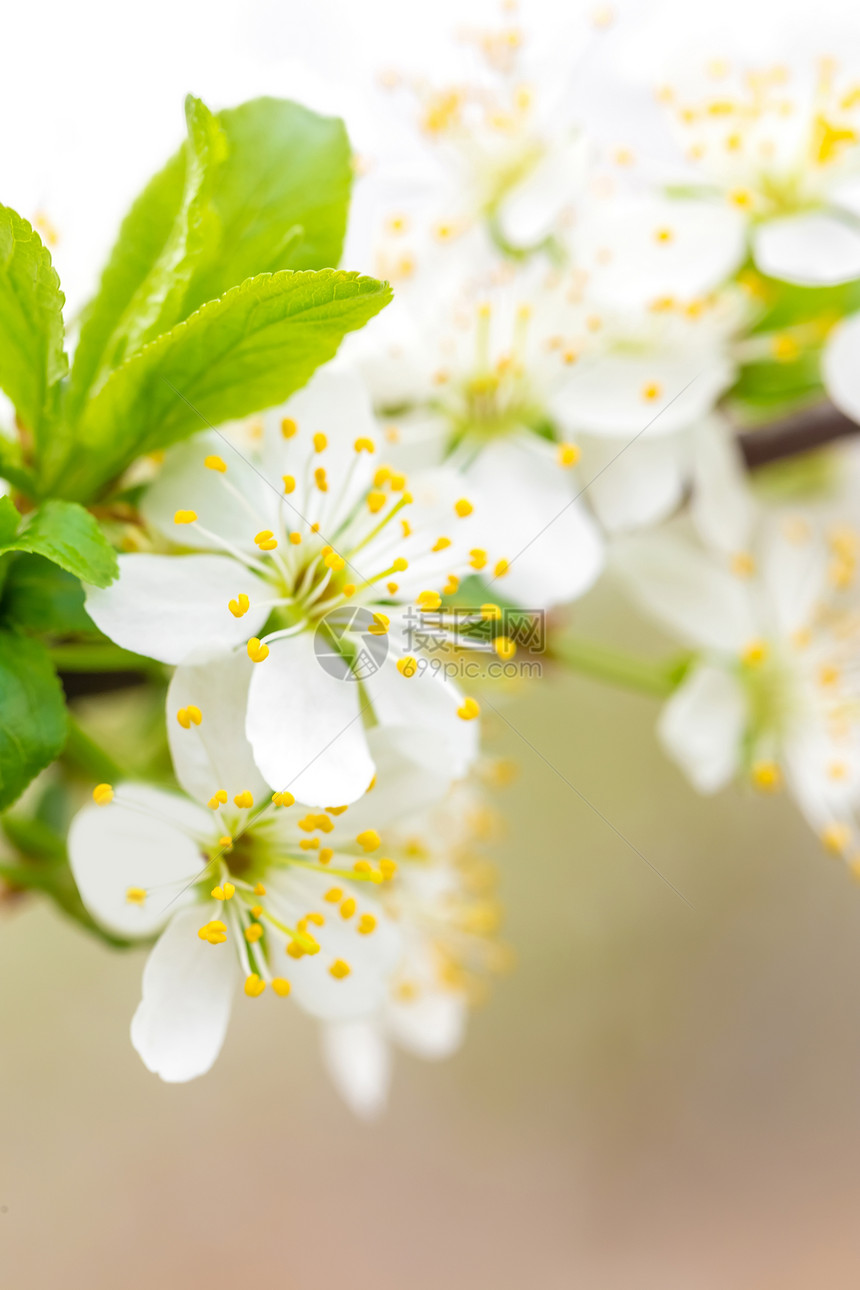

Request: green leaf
left=55, top=268, right=392, bottom=499
left=0, top=205, right=67, bottom=434
left=0, top=494, right=19, bottom=544
left=0, top=629, right=68, bottom=810
left=66, top=98, right=226, bottom=419
left=0, top=433, right=37, bottom=496
left=180, top=97, right=352, bottom=314
left=0, top=553, right=96, bottom=635
left=7, top=500, right=118, bottom=587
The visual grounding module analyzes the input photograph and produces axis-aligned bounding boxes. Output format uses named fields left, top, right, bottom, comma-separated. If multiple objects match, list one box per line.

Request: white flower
left=823, top=311, right=860, bottom=429
left=320, top=781, right=506, bottom=1117
left=85, top=368, right=484, bottom=805
left=67, top=649, right=469, bottom=1083
left=657, top=56, right=860, bottom=285
left=614, top=427, right=860, bottom=861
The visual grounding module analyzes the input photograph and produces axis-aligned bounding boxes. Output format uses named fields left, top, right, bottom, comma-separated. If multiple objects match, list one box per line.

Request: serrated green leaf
left=0, top=205, right=67, bottom=435
left=8, top=500, right=118, bottom=587
left=0, top=629, right=68, bottom=810
left=0, top=552, right=96, bottom=635
left=53, top=268, right=392, bottom=499
left=0, top=494, right=19, bottom=544
left=180, top=97, right=352, bottom=314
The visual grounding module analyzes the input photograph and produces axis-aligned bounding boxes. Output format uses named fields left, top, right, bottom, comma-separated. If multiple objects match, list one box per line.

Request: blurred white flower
left=85, top=368, right=483, bottom=804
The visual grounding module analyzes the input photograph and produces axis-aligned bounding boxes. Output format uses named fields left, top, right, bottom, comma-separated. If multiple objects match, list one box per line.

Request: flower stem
left=551, top=635, right=691, bottom=698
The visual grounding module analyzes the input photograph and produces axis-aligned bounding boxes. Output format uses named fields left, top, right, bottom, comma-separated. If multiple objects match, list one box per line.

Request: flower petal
left=579, top=432, right=687, bottom=533
left=753, top=212, right=860, bottom=287
left=321, top=1021, right=391, bottom=1119
left=387, top=988, right=467, bottom=1059
left=85, top=554, right=270, bottom=665
left=167, top=650, right=268, bottom=807
left=130, top=905, right=238, bottom=1083
left=657, top=664, right=746, bottom=793
left=554, top=353, right=734, bottom=437
left=823, top=311, right=860, bottom=426
left=246, top=631, right=376, bottom=806
left=68, top=785, right=209, bottom=937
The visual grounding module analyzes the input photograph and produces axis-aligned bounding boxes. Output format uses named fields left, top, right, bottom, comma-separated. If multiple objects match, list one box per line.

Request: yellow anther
left=772, top=334, right=800, bottom=363
left=325, top=887, right=343, bottom=903
left=654, top=226, right=674, bottom=243
left=319, top=847, right=334, bottom=864
left=233, top=790, right=254, bottom=809
left=374, top=465, right=392, bottom=488
left=300, top=837, right=320, bottom=850
left=557, top=443, right=580, bottom=468
left=271, top=791, right=295, bottom=808
left=254, top=883, right=267, bottom=896
left=254, top=529, right=278, bottom=551
left=457, top=697, right=481, bottom=721
left=313, top=432, right=328, bottom=453
left=641, top=382, right=662, bottom=402
left=204, top=454, right=227, bottom=473
left=228, top=593, right=250, bottom=618
left=244, top=922, right=263, bottom=943
left=358, top=914, right=377, bottom=935
left=353, top=859, right=372, bottom=875
left=219, top=836, right=233, bottom=849
left=272, top=977, right=291, bottom=997
left=390, top=471, right=407, bottom=492
left=281, top=417, right=298, bottom=438
left=324, top=551, right=346, bottom=572
left=417, top=590, right=442, bottom=611
left=282, top=474, right=296, bottom=494
left=397, top=656, right=418, bottom=678
left=730, top=188, right=755, bottom=209
left=247, top=638, right=270, bottom=663
left=443, top=575, right=460, bottom=596
left=208, top=789, right=228, bottom=809
left=819, top=664, right=840, bottom=687
left=493, top=560, right=510, bottom=579
left=470, top=549, right=488, bottom=570
left=198, top=920, right=227, bottom=945
left=211, top=882, right=235, bottom=901
left=730, top=553, right=755, bottom=578
left=751, top=760, right=781, bottom=792
left=326, top=805, right=348, bottom=815
left=368, top=612, right=389, bottom=636
left=92, top=783, right=114, bottom=806
left=356, top=829, right=381, bottom=853
left=481, top=603, right=502, bottom=620
left=286, top=941, right=306, bottom=959
left=289, top=532, right=302, bottom=545
left=340, top=897, right=357, bottom=919
left=828, top=761, right=849, bottom=781
left=174, top=510, right=197, bottom=525
left=251, top=903, right=263, bottom=918
left=432, top=537, right=451, bottom=552
left=126, top=887, right=147, bottom=905
left=392, top=557, right=409, bottom=572
left=378, top=858, right=398, bottom=880
left=354, top=437, right=375, bottom=453
left=741, top=639, right=769, bottom=667
left=176, top=705, right=202, bottom=729
left=314, top=467, right=328, bottom=492
left=494, top=636, right=516, bottom=660
left=454, top=498, right=474, bottom=518
left=244, top=973, right=266, bottom=997
left=306, top=911, right=325, bottom=927
left=822, top=823, right=851, bottom=854
left=367, top=490, right=387, bottom=514
left=329, top=959, right=352, bottom=980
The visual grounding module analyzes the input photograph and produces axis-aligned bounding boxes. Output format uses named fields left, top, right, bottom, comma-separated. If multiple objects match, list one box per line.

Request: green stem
left=63, top=713, right=126, bottom=784
left=49, top=642, right=160, bottom=674
left=552, top=636, right=691, bottom=698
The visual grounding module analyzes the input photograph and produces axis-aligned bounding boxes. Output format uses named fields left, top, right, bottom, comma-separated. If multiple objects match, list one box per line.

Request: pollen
left=271, top=977, right=291, bottom=997
left=281, top=417, right=298, bottom=439
left=208, top=789, right=228, bottom=809
left=247, top=638, right=270, bottom=663
left=417, top=590, right=442, bottom=611
left=340, top=897, right=357, bottom=919
left=174, top=510, right=197, bottom=524
left=356, top=829, right=381, bottom=852
left=211, top=883, right=236, bottom=901
left=457, top=697, right=481, bottom=721
left=126, top=887, right=147, bottom=905
left=455, top=498, right=474, bottom=518
left=329, top=959, right=352, bottom=980
left=254, top=529, right=278, bottom=551
left=234, top=790, right=254, bottom=809
left=92, top=783, right=114, bottom=806
left=358, top=914, right=377, bottom=935
left=228, top=593, right=250, bottom=617
left=176, top=705, right=202, bottom=729
left=397, top=656, right=418, bottom=677
left=204, top=454, right=227, bottom=473
left=198, top=919, right=228, bottom=944
left=641, top=382, right=662, bottom=402
left=244, top=973, right=266, bottom=997
left=558, top=443, right=580, bottom=468
left=751, top=760, right=781, bottom=792
left=282, top=474, right=296, bottom=494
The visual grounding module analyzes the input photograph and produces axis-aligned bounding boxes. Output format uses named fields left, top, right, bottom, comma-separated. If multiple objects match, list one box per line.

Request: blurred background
left=4, top=0, right=860, bottom=1283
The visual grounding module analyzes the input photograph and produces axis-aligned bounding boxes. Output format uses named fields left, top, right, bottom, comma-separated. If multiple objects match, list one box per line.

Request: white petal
left=580, top=432, right=687, bottom=533
left=658, top=665, right=746, bottom=793
left=823, top=312, right=860, bottom=426
left=690, top=418, right=756, bottom=556
left=466, top=436, right=604, bottom=608
left=85, top=554, right=270, bottom=665
left=322, top=1021, right=391, bottom=1119
left=68, top=786, right=209, bottom=937
left=387, top=989, right=467, bottom=1060
left=554, top=353, right=734, bottom=437
left=141, top=432, right=278, bottom=550
left=759, top=519, right=829, bottom=638
left=612, top=533, right=758, bottom=652
left=496, top=134, right=585, bottom=247
left=343, top=725, right=459, bottom=836
left=130, top=905, right=238, bottom=1083
left=167, top=651, right=268, bottom=807
left=246, top=631, right=375, bottom=806
left=753, top=212, right=860, bottom=287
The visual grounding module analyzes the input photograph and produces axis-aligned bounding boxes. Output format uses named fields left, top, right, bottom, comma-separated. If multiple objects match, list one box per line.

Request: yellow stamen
left=211, top=883, right=235, bottom=901
left=198, top=920, right=227, bottom=944
left=247, top=638, right=269, bottom=663
left=313, top=432, right=328, bottom=453
left=281, top=417, right=298, bottom=438
left=354, top=437, right=375, bottom=453
left=272, top=791, right=295, bottom=808
left=751, top=760, right=781, bottom=792
left=356, top=830, right=381, bottom=852
left=272, top=977, right=291, bottom=997
left=325, top=887, right=343, bottom=903
left=558, top=443, right=580, bottom=468
left=457, top=697, right=481, bottom=721
left=454, top=498, right=474, bottom=518
left=174, top=510, right=197, bottom=525
left=244, top=973, right=266, bottom=997
left=92, top=783, right=114, bottom=806
left=254, top=529, right=278, bottom=551
left=741, top=639, right=769, bottom=668
left=208, top=789, right=228, bottom=809
left=358, top=914, right=377, bottom=935
left=417, top=590, right=442, bottom=611
left=244, top=922, right=263, bottom=942
left=126, top=887, right=147, bottom=905
left=494, top=636, right=516, bottom=660
left=340, top=897, right=356, bottom=919
left=282, top=474, right=296, bottom=494
left=329, top=959, right=351, bottom=979
left=397, top=656, right=418, bottom=678
left=176, top=705, right=202, bottom=729
left=228, top=593, right=250, bottom=617
left=233, top=790, right=254, bottom=809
